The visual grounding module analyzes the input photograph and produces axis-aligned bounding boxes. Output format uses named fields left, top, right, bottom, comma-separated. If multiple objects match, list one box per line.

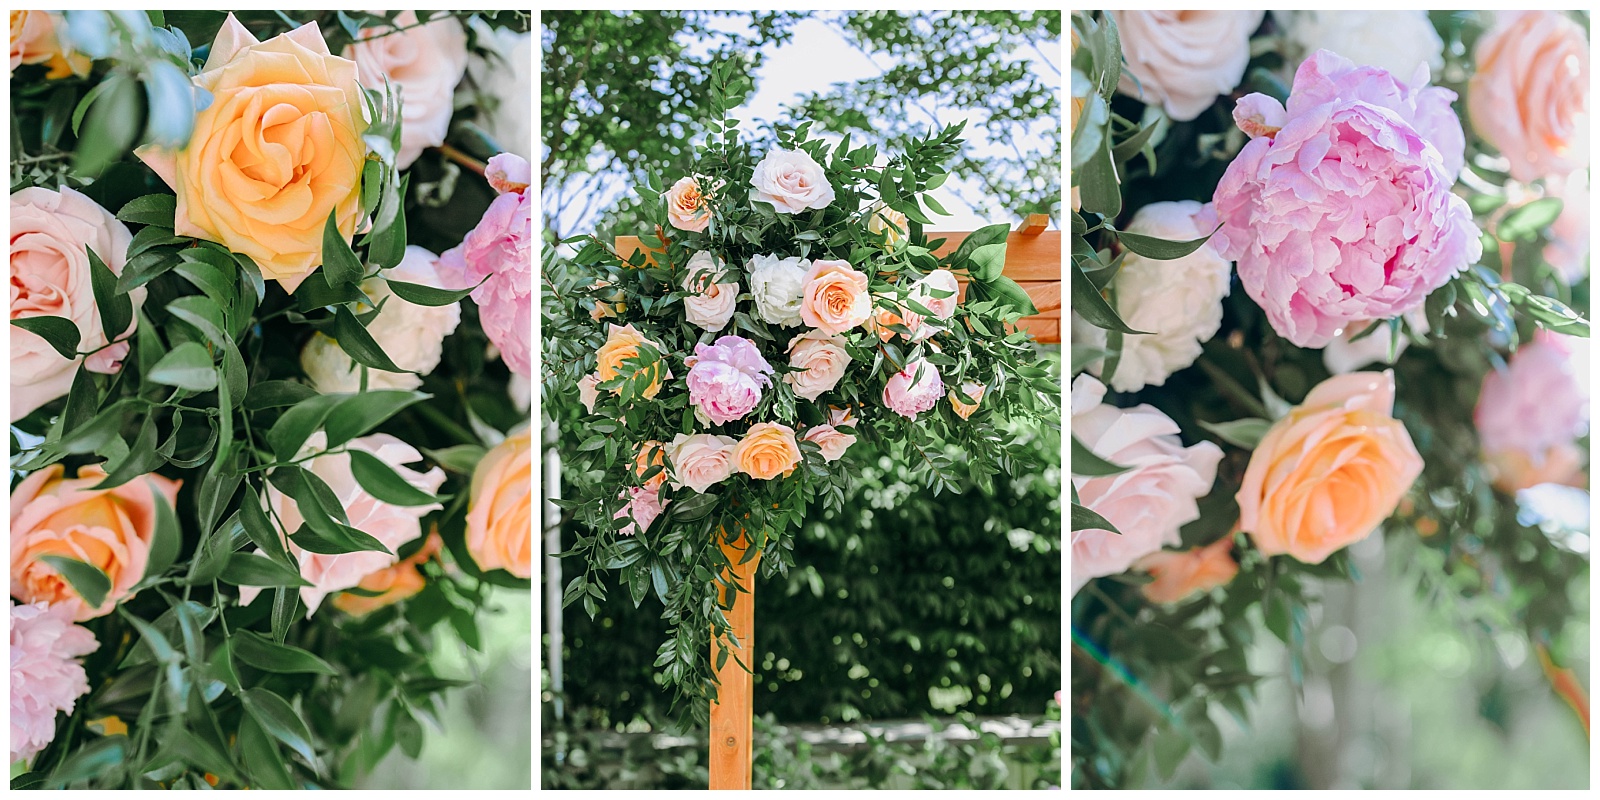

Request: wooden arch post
left=615, top=214, right=1060, bottom=790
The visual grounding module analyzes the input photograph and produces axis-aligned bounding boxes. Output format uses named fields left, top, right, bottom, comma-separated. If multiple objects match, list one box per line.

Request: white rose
left=751, top=148, right=835, bottom=213
left=1086, top=201, right=1232, bottom=393
left=1322, top=310, right=1430, bottom=375
left=747, top=254, right=809, bottom=326
left=1071, top=374, right=1222, bottom=596
left=1278, top=11, right=1443, bottom=82
left=785, top=330, right=851, bottom=401
left=346, top=11, right=469, bottom=169
left=1111, top=11, right=1265, bottom=121
left=301, top=246, right=462, bottom=392
left=466, top=17, right=531, bottom=159
left=682, top=251, right=738, bottom=332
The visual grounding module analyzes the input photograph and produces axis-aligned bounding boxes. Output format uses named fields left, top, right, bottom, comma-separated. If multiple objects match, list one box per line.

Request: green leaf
left=245, top=380, right=319, bottom=411
left=38, top=555, right=110, bottom=609
left=74, top=73, right=141, bottom=178
left=968, top=242, right=1008, bottom=282
left=117, top=193, right=178, bottom=228
left=986, top=275, right=1038, bottom=316
left=347, top=448, right=440, bottom=507
left=331, top=305, right=408, bottom=373
left=241, top=688, right=320, bottom=770
left=1497, top=197, right=1563, bottom=242
left=1071, top=264, right=1149, bottom=335
left=1113, top=225, right=1218, bottom=260
left=324, top=390, right=427, bottom=448
left=1071, top=502, right=1120, bottom=534
left=668, top=492, right=718, bottom=521
left=12, top=316, right=81, bottom=359
left=142, top=489, right=181, bottom=582
left=231, top=629, right=338, bottom=675
left=92, top=412, right=161, bottom=490
left=424, top=443, right=485, bottom=474
left=384, top=279, right=477, bottom=307
left=237, top=709, right=296, bottom=790
left=1076, top=141, right=1121, bottom=218
left=266, top=392, right=341, bottom=463
left=87, top=246, right=134, bottom=343
left=147, top=341, right=217, bottom=391
left=221, top=553, right=311, bottom=588
left=368, top=174, right=409, bottom=269
left=166, top=729, right=239, bottom=785
left=1071, top=435, right=1132, bottom=477
left=1198, top=417, right=1273, bottom=450
left=320, top=210, right=364, bottom=286
left=1152, top=726, right=1190, bottom=781
left=46, top=735, right=125, bottom=788
left=239, top=484, right=292, bottom=565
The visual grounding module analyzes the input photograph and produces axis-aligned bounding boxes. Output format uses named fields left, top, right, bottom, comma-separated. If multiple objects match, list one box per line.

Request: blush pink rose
left=578, top=373, right=600, bottom=412
left=11, top=186, right=141, bottom=422
left=866, top=292, right=928, bottom=342
left=882, top=358, right=944, bottom=419
left=800, top=259, right=871, bottom=335
left=11, top=466, right=181, bottom=621
left=665, top=176, right=712, bottom=232
left=615, top=486, right=667, bottom=536
left=243, top=433, right=445, bottom=616
left=1071, top=375, right=1223, bottom=596
left=666, top=433, right=737, bottom=493
left=1469, top=11, right=1590, bottom=183
left=345, top=10, right=468, bottom=168
left=1544, top=171, right=1590, bottom=284
left=785, top=330, right=851, bottom=401
left=1111, top=11, right=1265, bottom=121
left=803, top=424, right=856, bottom=462
left=685, top=335, right=774, bottom=425
left=439, top=153, right=532, bottom=376
left=1212, top=50, right=1480, bottom=348
left=10, top=600, right=97, bottom=764
left=1475, top=331, right=1589, bottom=492
left=909, top=269, right=960, bottom=320
left=750, top=148, right=834, bottom=213
left=683, top=251, right=739, bottom=332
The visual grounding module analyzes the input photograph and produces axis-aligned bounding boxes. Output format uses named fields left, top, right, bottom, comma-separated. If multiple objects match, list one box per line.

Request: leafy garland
left=543, top=61, right=1060, bottom=727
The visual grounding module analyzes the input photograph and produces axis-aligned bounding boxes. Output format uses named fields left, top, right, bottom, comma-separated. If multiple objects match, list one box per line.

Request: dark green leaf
left=220, top=553, right=311, bottom=588
left=384, top=279, right=477, bottom=307
left=246, top=380, right=320, bottom=411
left=1114, top=225, right=1218, bottom=260
left=324, top=390, right=427, bottom=448
left=87, top=246, right=134, bottom=343
left=331, top=305, right=408, bottom=373
left=117, top=193, right=177, bottom=228
left=1071, top=502, right=1120, bottom=534
left=1198, top=418, right=1272, bottom=450
left=241, top=688, right=320, bottom=770
left=38, top=555, right=110, bottom=609
left=320, top=210, right=364, bottom=286
left=231, top=629, right=337, bottom=675
left=147, top=341, right=217, bottom=391
left=266, top=392, right=340, bottom=463
left=12, top=316, right=81, bottom=359
left=347, top=448, right=439, bottom=507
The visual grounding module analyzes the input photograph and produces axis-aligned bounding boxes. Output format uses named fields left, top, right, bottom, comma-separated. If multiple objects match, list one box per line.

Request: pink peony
left=615, top=486, right=667, bottom=536
left=242, top=433, right=445, bottom=616
left=439, top=153, right=532, bottom=375
left=11, top=600, right=97, bottom=764
left=882, top=358, right=944, bottom=419
left=685, top=335, right=774, bottom=425
left=1211, top=50, right=1480, bottom=348
left=1071, top=375, right=1223, bottom=596
left=1475, top=331, right=1589, bottom=490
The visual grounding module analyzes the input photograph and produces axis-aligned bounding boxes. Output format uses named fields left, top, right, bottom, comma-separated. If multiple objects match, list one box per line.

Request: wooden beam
left=709, top=539, right=758, bottom=790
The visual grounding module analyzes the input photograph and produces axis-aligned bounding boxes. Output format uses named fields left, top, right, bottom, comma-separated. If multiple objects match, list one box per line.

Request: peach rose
left=331, top=531, right=441, bottom=617
left=910, top=269, right=960, bottom=320
left=949, top=381, right=986, bottom=420
left=11, top=186, right=141, bottom=422
left=1135, top=535, right=1240, bottom=604
left=683, top=251, right=738, bottom=332
left=666, top=176, right=712, bottom=233
left=634, top=440, right=668, bottom=490
left=10, top=11, right=89, bottom=78
left=345, top=11, right=467, bottom=168
left=734, top=422, right=802, bottom=480
left=578, top=373, right=600, bottom=412
left=785, top=330, right=851, bottom=401
left=803, top=424, right=855, bottom=462
left=868, top=205, right=908, bottom=249
left=1237, top=371, right=1423, bottom=564
left=11, top=465, right=181, bottom=621
left=136, top=14, right=367, bottom=293
left=865, top=292, right=927, bottom=343
left=1469, top=11, right=1590, bottom=182
left=466, top=427, right=532, bottom=579
left=667, top=433, right=737, bottom=493
left=595, top=323, right=669, bottom=400
left=799, top=259, right=871, bottom=335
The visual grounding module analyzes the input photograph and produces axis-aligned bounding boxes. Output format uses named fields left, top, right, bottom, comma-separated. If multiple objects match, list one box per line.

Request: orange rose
left=332, top=532, right=440, bottom=616
left=11, top=465, right=181, bottom=621
left=733, top=422, right=802, bottom=480
left=799, top=259, right=871, bottom=335
left=635, top=440, right=667, bottom=490
left=665, top=176, right=711, bottom=233
left=1468, top=11, right=1590, bottom=182
left=10, top=11, right=89, bottom=78
left=136, top=14, right=367, bottom=292
left=1135, top=535, right=1239, bottom=604
left=595, top=323, right=669, bottom=400
left=1236, top=371, right=1423, bottom=564
left=948, top=381, right=986, bottom=420
left=465, top=427, right=532, bottom=578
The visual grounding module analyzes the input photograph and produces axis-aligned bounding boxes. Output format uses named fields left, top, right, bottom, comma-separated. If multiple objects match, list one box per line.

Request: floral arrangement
left=1071, top=10, right=1589, bottom=786
left=543, top=63, right=1060, bottom=726
left=10, top=11, right=531, bottom=789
